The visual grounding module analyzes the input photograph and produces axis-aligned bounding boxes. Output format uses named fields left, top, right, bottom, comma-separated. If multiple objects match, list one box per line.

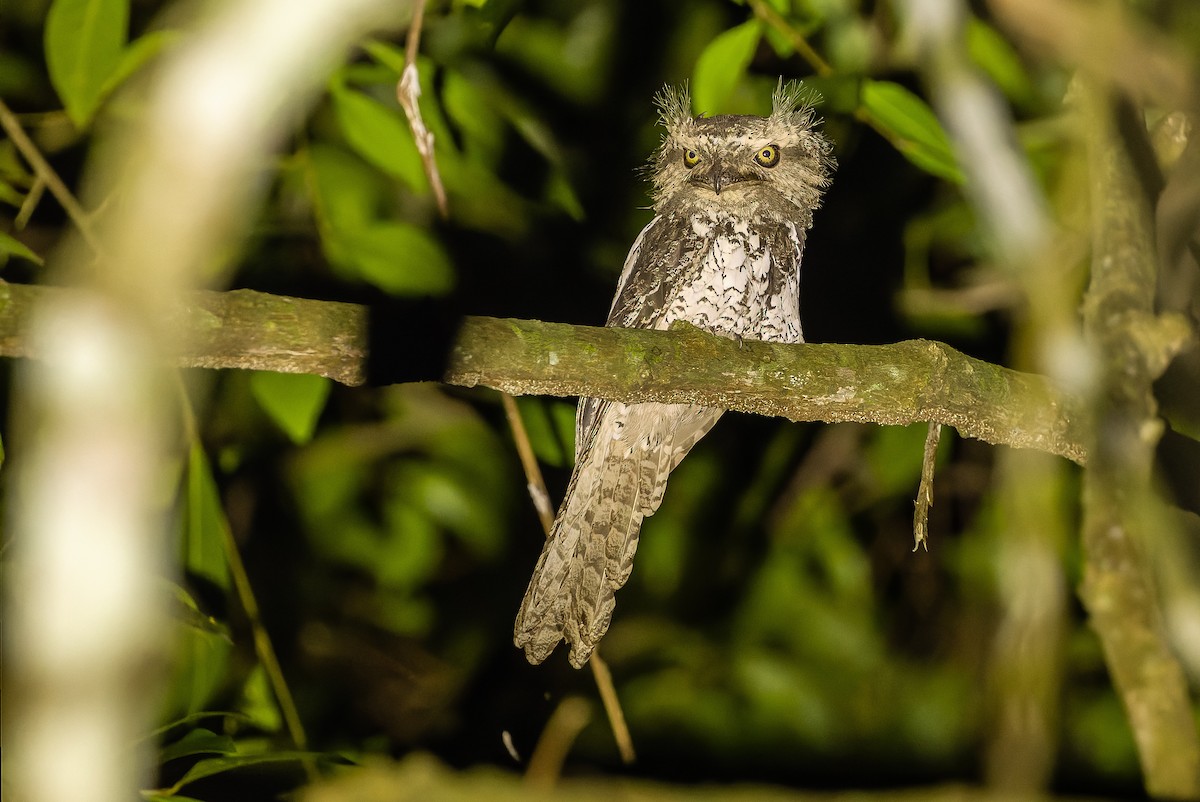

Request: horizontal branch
left=450, top=317, right=1088, bottom=464
left=0, top=283, right=371, bottom=386
left=0, top=282, right=1089, bottom=464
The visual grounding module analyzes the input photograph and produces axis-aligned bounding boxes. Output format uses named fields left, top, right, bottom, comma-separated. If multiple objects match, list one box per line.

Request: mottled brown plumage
left=515, top=81, right=834, bottom=668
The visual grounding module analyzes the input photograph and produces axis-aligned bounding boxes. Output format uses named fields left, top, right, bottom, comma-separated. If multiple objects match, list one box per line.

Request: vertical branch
left=5, top=2, right=400, bottom=802
left=8, top=288, right=170, bottom=802
left=1076, top=79, right=1200, bottom=799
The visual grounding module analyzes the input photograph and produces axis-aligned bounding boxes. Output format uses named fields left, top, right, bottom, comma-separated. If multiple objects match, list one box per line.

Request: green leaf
left=166, top=580, right=229, bottom=639
left=0, top=232, right=42, bottom=265
left=183, top=444, right=231, bottom=591
left=0, top=180, right=25, bottom=207
left=442, top=68, right=505, bottom=165
left=249, top=371, right=331, bottom=445
left=826, top=16, right=871, bottom=74
left=237, top=665, right=283, bottom=733
left=860, top=79, right=964, bottom=183
left=551, top=400, right=576, bottom=459
left=864, top=422, right=935, bottom=497
left=158, top=751, right=320, bottom=796
left=161, top=584, right=234, bottom=720
left=368, top=589, right=435, bottom=636
left=514, top=397, right=568, bottom=468
left=145, top=711, right=251, bottom=742
left=100, top=29, right=181, bottom=98
left=360, top=38, right=408, bottom=76
left=399, top=463, right=502, bottom=559
left=158, top=728, right=237, bottom=764
left=304, top=142, right=386, bottom=232
left=0, top=139, right=32, bottom=184
left=329, top=84, right=425, bottom=189
left=437, top=158, right=530, bottom=237
left=692, top=19, right=762, bottom=114
left=338, top=61, right=400, bottom=89
left=336, top=222, right=454, bottom=296
left=544, top=168, right=585, bottom=222
left=493, top=13, right=607, bottom=103
left=174, top=629, right=233, bottom=715
left=378, top=498, right=443, bottom=590
left=45, top=0, right=129, bottom=127
left=499, top=94, right=563, bottom=165
left=966, top=17, right=1033, bottom=105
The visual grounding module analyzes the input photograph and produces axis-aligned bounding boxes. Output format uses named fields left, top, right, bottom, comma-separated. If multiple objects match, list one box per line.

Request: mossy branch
left=0, top=281, right=1088, bottom=464
left=1076, top=80, right=1200, bottom=799
left=450, top=317, right=1088, bottom=463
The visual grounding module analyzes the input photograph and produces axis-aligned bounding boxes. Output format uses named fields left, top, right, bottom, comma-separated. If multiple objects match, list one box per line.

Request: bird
left=514, top=80, right=834, bottom=668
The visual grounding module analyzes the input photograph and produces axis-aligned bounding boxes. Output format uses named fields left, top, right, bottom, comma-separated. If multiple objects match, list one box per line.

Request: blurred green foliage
left=44, top=0, right=128, bottom=126
left=4, top=0, right=1199, bottom=799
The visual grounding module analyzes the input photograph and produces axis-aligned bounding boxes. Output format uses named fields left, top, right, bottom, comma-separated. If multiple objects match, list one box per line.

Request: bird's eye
left=683, top=149, right=700, bottom=168
left=754, top=145, right=780, bottom=168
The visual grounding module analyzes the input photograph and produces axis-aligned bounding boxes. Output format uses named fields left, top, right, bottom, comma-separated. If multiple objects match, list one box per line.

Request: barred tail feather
left=513, top=401, right=721, bottom=668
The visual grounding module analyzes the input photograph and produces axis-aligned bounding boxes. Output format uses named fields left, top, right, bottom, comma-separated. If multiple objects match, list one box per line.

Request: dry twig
left=912, top=422, right=940, bottom=552
left=0, top=98, right=100, bottom=253
left=396, top=0, right=448, bottom=218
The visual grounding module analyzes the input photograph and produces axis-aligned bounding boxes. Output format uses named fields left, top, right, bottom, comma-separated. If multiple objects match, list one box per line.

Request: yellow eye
left=754, top=145, right=780, bottom=168
left=683, top=149, right=700, bottom=168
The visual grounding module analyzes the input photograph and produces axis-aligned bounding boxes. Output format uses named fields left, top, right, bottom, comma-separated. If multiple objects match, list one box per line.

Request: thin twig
left=396, top=0, right=448, bottom=218
left=523, top=696, right=591, bottom=790
left=913, top=422, right=941, bottom=552
left=224, top=525, right=318, bottom=782
left=0, top=97, right=101, bottom=253
left=15, top=176, right=46, bottom=231
left=500, top=393, right=555, bottom=533
left=173, top=375, right=318, bottom=782
left=589, top=651, right=636, bottom=764
left=500, top=392, right=637, bottom=765
left=745, top=0, right=832, bottom=77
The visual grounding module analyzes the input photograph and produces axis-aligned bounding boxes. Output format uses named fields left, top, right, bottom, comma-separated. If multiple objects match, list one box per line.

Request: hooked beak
left=690, top=163, right=751, bottom=196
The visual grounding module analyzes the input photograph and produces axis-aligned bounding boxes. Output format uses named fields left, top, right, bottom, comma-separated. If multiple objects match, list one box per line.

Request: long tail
left=514, top=400, right=720, bottom=668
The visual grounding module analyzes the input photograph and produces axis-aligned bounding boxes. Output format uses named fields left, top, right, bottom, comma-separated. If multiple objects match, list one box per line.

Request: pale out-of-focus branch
left=0, top=282, right=1090, bottom=465
left=899, top=2, right=1068, bottom=792
left=988, top=0, right=1194, bottom=110
left=4, top=2, right=404, bottom=802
